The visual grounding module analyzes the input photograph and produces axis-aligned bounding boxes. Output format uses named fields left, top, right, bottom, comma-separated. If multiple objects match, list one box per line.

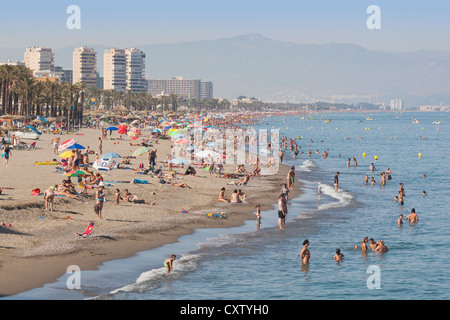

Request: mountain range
left=1, top=34, right=450, bottom=106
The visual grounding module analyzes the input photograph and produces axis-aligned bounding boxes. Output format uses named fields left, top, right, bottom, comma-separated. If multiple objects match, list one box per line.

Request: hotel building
left=73, top=46, right=97, bottom=87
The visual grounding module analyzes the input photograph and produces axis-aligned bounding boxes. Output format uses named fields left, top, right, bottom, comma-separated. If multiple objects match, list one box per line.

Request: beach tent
left=93, top=158, right=118, bottom=171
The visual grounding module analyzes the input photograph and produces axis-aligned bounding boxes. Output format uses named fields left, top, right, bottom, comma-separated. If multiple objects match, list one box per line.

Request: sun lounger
left=75, top=222, right=95, bottom=237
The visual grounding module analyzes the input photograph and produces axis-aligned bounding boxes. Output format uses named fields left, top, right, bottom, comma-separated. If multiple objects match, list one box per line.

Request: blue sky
left=1, top=0, right=450, bottom=51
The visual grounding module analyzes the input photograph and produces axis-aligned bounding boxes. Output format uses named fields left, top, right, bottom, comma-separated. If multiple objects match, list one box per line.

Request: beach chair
left=75, top=222, right=95, bottom=237
left=26, top=141, right=36, bottom=150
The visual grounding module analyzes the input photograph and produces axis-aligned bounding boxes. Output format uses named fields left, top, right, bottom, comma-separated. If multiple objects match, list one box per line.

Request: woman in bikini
left=300, top=239, right=311, bottom=264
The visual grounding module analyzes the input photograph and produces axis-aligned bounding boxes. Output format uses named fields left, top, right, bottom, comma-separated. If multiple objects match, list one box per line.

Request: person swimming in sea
left=334, top=249, right=344, bottom=262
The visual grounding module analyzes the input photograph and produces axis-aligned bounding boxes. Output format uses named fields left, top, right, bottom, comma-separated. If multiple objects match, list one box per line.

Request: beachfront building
left=390, top=99, right=403, bottom=111
left=24, top=46, right=55, bottom=76
left=73, top=46, right=97, bottom=87
left=125, top=48, right=147, bottom=92
left=148, top=77, right=214, bottom=100
left=0, top=59, right=25, bottom=67
left=103, top=48, right=127, bottom=91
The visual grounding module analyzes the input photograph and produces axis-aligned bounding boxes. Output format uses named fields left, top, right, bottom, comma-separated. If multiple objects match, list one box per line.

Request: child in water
left=164, top=254, right=176, bottom=273
left=255, top=204, right=261, bottom=227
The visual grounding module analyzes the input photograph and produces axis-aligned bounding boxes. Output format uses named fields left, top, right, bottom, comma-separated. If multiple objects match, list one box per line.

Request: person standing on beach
left=95, top=185, right=105, bottom=219
left=334, top=172, right=340, bottom=192
left=98, top=137, right=103, bottom=155
left=51, top=137, right=60, bottom=155
left=2, top=143, right=12, bottom=167
left=43, top=186, right=55, bottom=212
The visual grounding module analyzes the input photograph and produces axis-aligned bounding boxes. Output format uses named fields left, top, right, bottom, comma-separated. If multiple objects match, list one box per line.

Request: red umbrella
left=58, top=139, right=77, bottom=152
left=118, top=124, right=128, bottom=135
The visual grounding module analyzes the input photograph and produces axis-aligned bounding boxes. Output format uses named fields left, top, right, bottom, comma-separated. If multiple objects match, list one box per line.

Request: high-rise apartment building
left=148, top=77, right=213, bottom=100
left=125, top=48, right=147, bottom=92
left=24, top=46, right=55, bottom=75
left=103, top=48, right=127, bottom=91
left=390, top=99, right=403, bottom=110
left=73, top=46, right=97, bottom=87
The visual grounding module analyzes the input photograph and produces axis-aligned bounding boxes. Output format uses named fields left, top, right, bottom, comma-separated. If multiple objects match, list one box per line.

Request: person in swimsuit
left=362, top=175, right=369, bottom=185
left=278, top=194, right=285, bottom=229
left=43, top=186, right=55, bottom=211
left=218, top=187, right=229, bottom=202
left=398, top=214, right=403, bottom=226
left=405, top=208, right=419, bottom=224
left=361, top=237, right=369, bottom=251
left=164, top=254, right=176, bottom=273
left=255, top=204, right=261, bottom=228
left=334, top=172, right=340, bottom=192
left=95, top=186, right=105, bottom=219
left=300, top=239, right=311, bottom=264
left=3, top=143, right=12, bottom=167
left=374, top=240, right=389, bottom=253
left=334, top=249, right=344, bottom=262
left=287, top=166, right=295, bottom=190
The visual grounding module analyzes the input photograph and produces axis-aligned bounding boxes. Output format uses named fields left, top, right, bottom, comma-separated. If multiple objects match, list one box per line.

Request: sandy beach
left=0, top=126, right=300, bottom=297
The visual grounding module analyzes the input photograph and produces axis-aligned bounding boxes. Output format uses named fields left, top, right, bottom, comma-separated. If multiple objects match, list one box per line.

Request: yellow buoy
left=363, top=153, right=366, bottom=158
left=374, top=155, right=378, bottom=160
left=419, top=153, right=422, bottom=158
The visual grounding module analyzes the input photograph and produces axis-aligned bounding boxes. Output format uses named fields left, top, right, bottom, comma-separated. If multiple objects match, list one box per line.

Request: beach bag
left=31, top=188, right=40, bottom=195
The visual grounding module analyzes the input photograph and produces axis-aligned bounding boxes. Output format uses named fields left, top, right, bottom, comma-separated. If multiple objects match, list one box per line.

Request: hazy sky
left=1, top=0, right=450, bottom=52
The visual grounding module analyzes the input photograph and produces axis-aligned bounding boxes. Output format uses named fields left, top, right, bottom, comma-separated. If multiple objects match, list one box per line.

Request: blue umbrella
left=101, top=152, right=121, bottom=159
left=67, top=143, right=85, bottom=150
left=106, top=127, right=118, bottom=131
left=25, top=125, right=42, bottom=135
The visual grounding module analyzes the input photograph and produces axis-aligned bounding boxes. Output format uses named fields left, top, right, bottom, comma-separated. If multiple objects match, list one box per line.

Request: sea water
left=7, top=112, right=450, bottom=300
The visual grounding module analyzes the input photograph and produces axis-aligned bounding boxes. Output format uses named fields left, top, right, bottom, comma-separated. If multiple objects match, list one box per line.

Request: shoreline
left=0, top=127, right=301, bottom=297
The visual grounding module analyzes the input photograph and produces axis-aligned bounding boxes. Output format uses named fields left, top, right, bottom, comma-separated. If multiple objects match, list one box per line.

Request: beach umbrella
left=169, top=158, right=190, bottom=165
left=59, top=150, right=74, bottom=158
left=118, top=124, right=128, bottom=135
left=127, top=131, right=139, bottom=138
left=67, top=143, right=86, bottom=150
left=152, top=128, right=161, bottom=133
left=101, top=152, right=121, bottom=159
left=195, top=150, right=218, bottom=158
left=185, top=145, right=195, bottom=151
left=206, top=141, right=219, bottom=147
left=58, top=139, right=77, bottom=151
left=24, top=125, right=42, bottom=135
left=106, top=126, right=118, bottom=131
left=175, top=138, right=190, bottom=144
left=132, top=146, right=151, bottom=157
left=64, top=170, right=93, bottom=177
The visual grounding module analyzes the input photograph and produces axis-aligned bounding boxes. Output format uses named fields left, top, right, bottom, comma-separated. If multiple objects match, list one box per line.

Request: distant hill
left=2, top=34, right=450, bottom=105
